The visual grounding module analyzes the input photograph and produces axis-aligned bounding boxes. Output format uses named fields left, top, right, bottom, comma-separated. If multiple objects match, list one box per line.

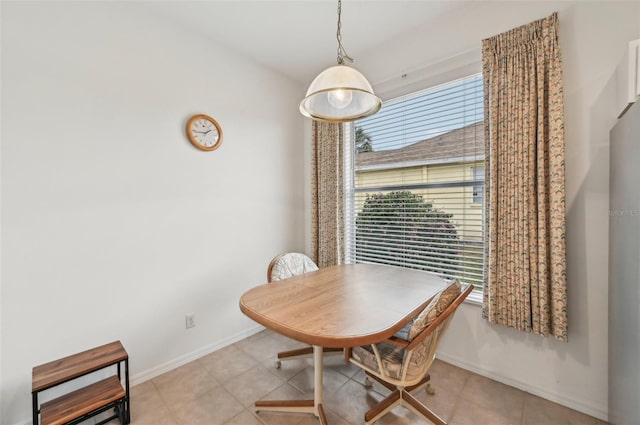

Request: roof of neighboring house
left=355, top=121, right=485, bottom=171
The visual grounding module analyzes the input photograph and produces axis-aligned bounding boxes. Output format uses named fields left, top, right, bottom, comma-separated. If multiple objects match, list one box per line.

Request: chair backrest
left=267, top=253, right=319, bottom=282
left=402, top=283, right=473, bottom=382
left=348, top=281, right=472, bottom=386
left=407, top=280, right=462, bottom=341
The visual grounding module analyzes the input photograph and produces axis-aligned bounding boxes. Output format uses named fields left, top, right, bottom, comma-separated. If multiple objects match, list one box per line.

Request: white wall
left=3, top=1, right=638, bottom=423
left=350, top=1, right=640, bottom=420
left=0, top=2, right=304, bottom=424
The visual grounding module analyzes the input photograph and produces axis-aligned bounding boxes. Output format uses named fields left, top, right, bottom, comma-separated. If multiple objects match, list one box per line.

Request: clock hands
left=192, top=128, right=219, bottom=146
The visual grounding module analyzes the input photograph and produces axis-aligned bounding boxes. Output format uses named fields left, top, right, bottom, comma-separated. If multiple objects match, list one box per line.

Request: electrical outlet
left=185, top=314, right=195, bottom=329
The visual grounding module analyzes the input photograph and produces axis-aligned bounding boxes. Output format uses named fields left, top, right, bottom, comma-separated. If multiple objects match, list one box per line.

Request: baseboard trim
left=436, top=352, right=608, bottom=422
left=130, top=325, right=265, bottom=386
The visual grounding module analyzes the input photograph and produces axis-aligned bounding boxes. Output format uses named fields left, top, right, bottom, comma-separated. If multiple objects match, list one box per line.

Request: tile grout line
left=330, top=375, right=364, bottom=425
left=445, top=367, right=472, bottom=425
left=521, top=393, right=529, bottom=425
left=149, top=379, right=183, bottom=425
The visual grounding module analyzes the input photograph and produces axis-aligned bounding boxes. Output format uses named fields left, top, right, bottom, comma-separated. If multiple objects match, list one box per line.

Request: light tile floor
left=100, top=329, right=606, bottom=425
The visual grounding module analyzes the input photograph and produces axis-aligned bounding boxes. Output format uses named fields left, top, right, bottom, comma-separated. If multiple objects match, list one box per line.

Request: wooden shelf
left=40, top=376, right=125, bottom=425
left=33, top=341, right=127, bottom=393
left=32, top=341, right=130, bottom=425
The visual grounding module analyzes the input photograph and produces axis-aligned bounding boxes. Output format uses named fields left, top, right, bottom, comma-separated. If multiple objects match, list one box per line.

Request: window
left=345, top=73, right=485, bottom=289
left=472, top=166, right=485, bottom=204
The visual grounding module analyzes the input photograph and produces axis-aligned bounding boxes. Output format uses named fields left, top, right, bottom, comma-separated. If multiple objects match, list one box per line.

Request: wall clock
left=186, top=114, right=223, bottom=151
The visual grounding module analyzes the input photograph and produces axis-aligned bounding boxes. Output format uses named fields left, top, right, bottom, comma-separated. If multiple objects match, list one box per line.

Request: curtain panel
left=311, top=121, right=344, bottom=268
left=482, top=12, right=568, bottom=341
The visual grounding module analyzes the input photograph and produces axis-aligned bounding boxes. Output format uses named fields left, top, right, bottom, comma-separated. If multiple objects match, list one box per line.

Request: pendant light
left=299, top=0, right=381, bottom=122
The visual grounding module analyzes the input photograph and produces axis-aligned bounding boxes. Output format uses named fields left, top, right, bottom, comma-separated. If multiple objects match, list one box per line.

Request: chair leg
left=403, top=390, right=446, bottom=425
left=318, top=403, right=328, bottom=425
left=275, top=346, right=314, bottom=368
left=364, top=389, right=401, bottom=423
left=277, top=346, right=314, bottom=360
left=406, top=373, right=431, bottom=393
left=276, top=346, right=343, bottom=368
left=359, top=373, right=444, bottom=424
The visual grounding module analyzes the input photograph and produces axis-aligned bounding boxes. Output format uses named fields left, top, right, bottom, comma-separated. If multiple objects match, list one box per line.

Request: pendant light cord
left=336, top=0, right=353, bottom=65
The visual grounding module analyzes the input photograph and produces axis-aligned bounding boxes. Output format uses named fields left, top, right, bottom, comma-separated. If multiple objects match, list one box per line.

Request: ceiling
left=142, top=1, right=468, bottom=86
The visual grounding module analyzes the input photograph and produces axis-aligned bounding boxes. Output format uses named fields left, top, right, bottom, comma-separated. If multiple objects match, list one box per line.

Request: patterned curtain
left=481, top=12, right=568, bottom=341
left=311, top=121, right=344, bottom=268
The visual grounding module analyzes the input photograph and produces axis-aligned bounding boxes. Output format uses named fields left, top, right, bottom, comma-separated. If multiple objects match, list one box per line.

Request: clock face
left=186, top=114, right=223, bottom=151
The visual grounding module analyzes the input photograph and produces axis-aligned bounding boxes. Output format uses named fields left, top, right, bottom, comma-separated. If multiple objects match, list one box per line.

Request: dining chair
left=347, top=280, right=473, bottom=425
left=267, top=253, right=343, bottom=368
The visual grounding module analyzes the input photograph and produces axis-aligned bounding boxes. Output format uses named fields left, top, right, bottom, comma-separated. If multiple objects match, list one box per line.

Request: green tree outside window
left=355, top=191, right=460, bottom=277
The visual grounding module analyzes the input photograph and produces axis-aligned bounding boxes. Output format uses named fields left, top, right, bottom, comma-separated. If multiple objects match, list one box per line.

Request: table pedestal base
left=254, top=345, right=328, bottom=425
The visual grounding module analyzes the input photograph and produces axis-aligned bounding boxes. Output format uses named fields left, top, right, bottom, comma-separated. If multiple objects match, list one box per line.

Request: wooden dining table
left=239, top=263, right=448, bottom=424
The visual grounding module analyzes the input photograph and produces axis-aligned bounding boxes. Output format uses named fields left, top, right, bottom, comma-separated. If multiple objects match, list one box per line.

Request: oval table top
left=239, top=263, right=448, bottom=348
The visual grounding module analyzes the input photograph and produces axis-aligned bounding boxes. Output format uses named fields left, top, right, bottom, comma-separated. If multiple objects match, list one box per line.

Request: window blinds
left=346, top=73, right=485, bottom=287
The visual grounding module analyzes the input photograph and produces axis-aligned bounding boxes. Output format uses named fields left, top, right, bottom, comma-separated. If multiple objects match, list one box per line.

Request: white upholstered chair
left=267, top=252, right=319, bottom=282
left=267, top=253, right=343, bottom=368
left=347, top=280, right=473, bottom=424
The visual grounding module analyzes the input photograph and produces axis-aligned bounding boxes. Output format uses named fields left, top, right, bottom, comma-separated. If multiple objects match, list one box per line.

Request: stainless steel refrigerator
left=609, top=99, right=640, bottom=425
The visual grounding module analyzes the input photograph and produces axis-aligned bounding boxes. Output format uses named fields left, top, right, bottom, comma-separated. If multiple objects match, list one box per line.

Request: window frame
left=344, top=66, right=485, bottom=303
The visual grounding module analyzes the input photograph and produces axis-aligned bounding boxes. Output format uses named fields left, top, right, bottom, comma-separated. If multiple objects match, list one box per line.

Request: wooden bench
left=32, top=341, right=130, bottom=425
